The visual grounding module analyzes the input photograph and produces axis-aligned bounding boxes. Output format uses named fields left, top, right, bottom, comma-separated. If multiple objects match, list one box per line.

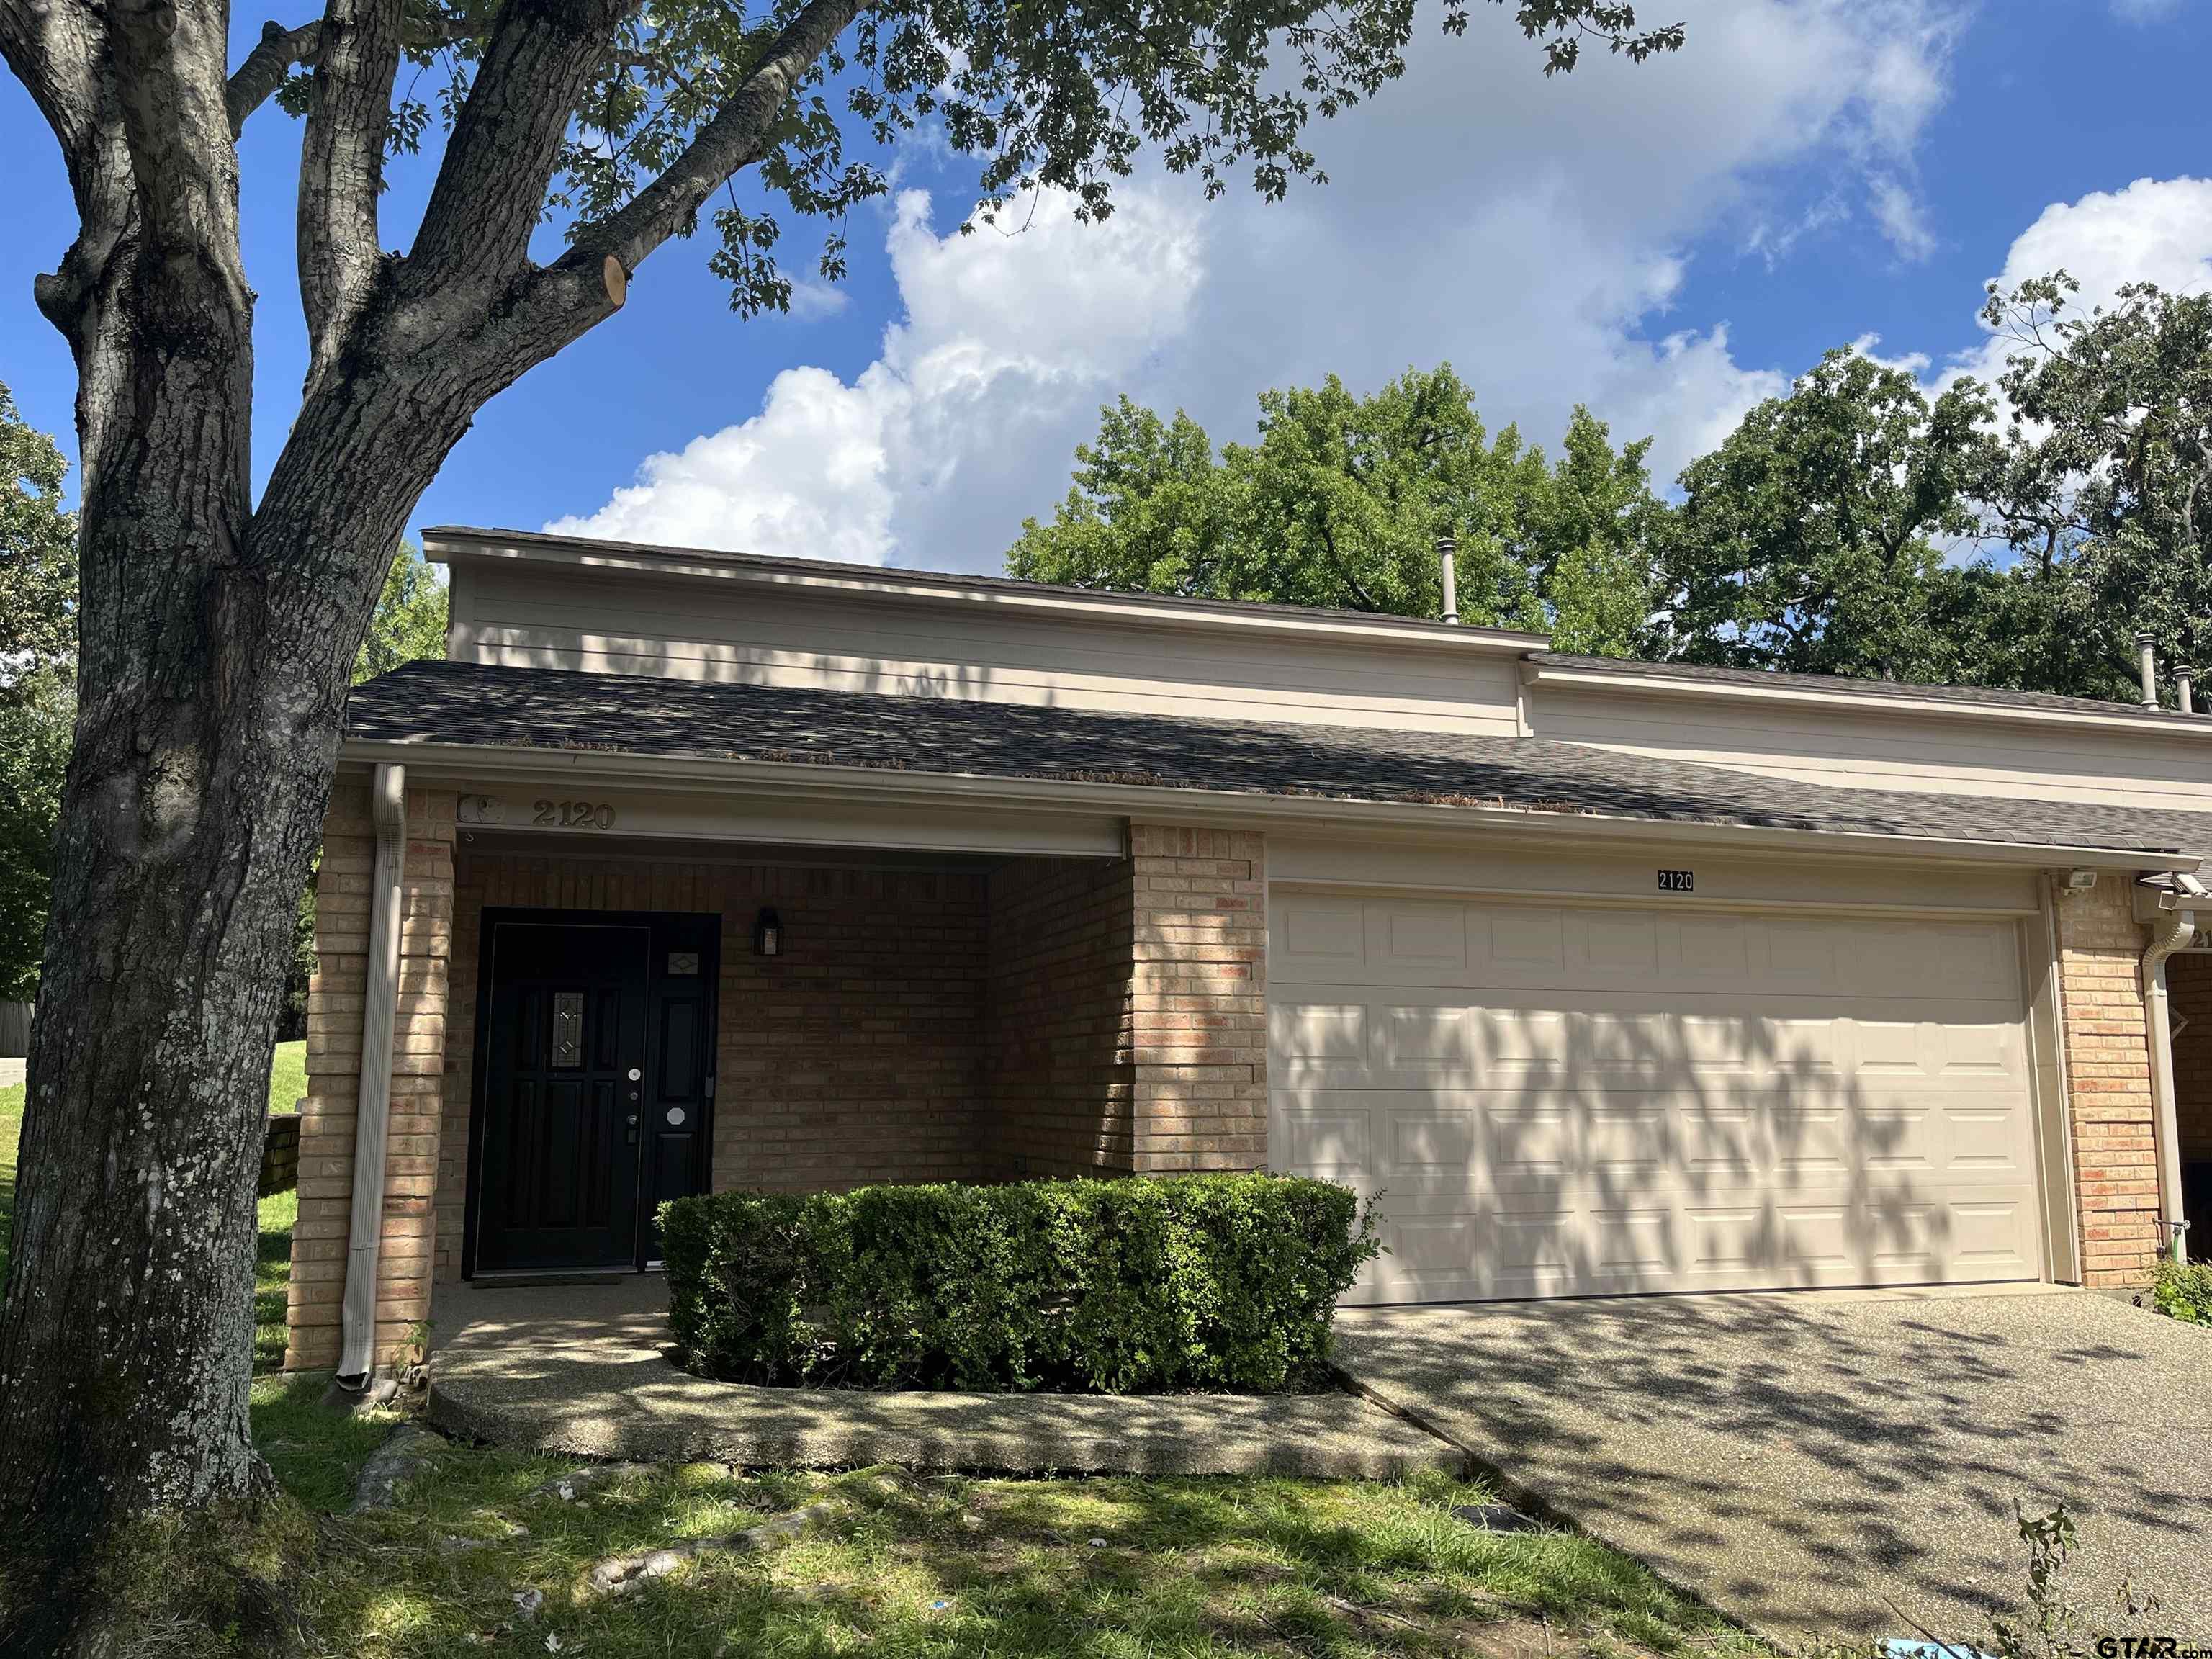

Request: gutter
left=338, top=763, right=406, bottom=1387
left=2140, top=874, right=2206, bottom=1267
left=338, top=736, right=2204, bottom=875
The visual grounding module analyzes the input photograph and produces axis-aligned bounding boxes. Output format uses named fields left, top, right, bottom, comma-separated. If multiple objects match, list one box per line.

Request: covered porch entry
left=281, top=769, right=1270, bottom=1376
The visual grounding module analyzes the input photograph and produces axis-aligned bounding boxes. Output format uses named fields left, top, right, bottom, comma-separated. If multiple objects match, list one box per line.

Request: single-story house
left=286, top=526, right=2212, bottom=1377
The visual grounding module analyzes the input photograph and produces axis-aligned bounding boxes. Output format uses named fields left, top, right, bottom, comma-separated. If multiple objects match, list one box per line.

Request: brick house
left=287, top=527, right=2212, bottom=1377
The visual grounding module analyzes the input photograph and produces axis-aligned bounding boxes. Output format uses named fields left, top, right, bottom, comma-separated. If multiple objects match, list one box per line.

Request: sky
left=4, top=0, right=2211, bottom=577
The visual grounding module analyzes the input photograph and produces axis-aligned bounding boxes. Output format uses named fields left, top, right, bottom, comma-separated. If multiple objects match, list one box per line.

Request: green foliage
left=1984, top=274, right=2212, bottom=701
left=1007, top=371, right=1660, bottom=642
left=661, top=1172, right=1378, bottom=1393
left=0, top=382, right=77, bottom=1002
left=1648, top=346, right=2000, bottom=680
left=2147, top=1258, right=2212, bottom=1324
left=354, top=541, right=449, bottom=684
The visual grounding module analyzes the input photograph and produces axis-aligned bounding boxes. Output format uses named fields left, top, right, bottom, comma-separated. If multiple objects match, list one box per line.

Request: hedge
left=659, top=1173, right=1379, bottom=1394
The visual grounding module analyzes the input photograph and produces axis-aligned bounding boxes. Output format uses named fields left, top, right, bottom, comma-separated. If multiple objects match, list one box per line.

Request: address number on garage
left=1655, top=868, right=1695, bottom=892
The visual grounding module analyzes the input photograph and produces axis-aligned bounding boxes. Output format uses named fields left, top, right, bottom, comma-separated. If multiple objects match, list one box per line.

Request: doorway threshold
left=470, top=1268, right=644, bottom=1290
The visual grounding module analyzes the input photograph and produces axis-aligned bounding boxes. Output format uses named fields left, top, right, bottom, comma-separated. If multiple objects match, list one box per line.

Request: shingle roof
left=1529, top=651, right=2212, bottom=724
left=346, top=660, right=2212, bottom=863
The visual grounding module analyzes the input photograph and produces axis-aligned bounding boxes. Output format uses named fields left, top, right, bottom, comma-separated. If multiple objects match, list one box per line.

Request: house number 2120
left=533, top=799, right=617, bottom=830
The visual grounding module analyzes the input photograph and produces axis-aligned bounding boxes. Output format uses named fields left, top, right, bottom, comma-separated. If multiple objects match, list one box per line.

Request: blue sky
left=4, top=0, right=2211, bottom=574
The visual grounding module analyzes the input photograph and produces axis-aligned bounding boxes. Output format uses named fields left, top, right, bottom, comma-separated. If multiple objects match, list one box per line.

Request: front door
left=472, top=912, right=719, bottom=1273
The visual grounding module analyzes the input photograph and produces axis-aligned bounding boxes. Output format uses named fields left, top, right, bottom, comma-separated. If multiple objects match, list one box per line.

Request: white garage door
left=1268, top=891, right=2044, bottom=1303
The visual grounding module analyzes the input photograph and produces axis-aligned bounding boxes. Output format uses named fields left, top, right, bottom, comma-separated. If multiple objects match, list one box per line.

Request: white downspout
left=338, top=763, right=407, bottom=1386
left=2142, top=896, right=2199, bottom=1268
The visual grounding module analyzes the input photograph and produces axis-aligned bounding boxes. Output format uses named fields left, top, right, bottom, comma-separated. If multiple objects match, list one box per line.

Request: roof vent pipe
left=2177, top=665, right=2197, bottom=716
left=2137, top=631, right=2159, bottom=708
left=1437, top=535, right=1459, bottom=626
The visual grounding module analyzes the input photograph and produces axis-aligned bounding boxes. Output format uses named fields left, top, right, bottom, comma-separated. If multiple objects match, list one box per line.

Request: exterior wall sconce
left=754, top=907, right=783, bottom=958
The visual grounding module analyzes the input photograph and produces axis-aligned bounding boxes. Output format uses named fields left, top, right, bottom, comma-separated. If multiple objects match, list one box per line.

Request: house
left=284, top=526, right=2212, bottom=1377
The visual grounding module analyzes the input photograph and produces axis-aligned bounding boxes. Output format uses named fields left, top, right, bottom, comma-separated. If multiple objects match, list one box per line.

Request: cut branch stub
left=602, top=254, right=627, bottom=308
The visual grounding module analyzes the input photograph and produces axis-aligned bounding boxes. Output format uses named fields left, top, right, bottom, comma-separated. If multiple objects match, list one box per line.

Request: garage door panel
left=1271, top=891, right=2044, bottom=1303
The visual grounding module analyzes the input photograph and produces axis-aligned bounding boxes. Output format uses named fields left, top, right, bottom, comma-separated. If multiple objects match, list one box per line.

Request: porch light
left=754, top=907, right=783, bottom=958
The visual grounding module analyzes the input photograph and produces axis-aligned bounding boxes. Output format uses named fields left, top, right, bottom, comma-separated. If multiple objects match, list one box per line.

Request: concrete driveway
left=1336, top=1286, right=2212, bottom=1640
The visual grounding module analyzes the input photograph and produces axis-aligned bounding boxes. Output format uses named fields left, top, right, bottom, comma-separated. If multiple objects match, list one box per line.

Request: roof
left=421, top=524, right=1550, bottom=648
left=1529, top=651, right=2211, bottom=725
left=346, top=661, right=2212, bottom=863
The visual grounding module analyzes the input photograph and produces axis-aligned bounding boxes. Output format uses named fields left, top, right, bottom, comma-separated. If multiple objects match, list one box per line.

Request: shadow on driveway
left=1336, top=1287, right=2212, bottom=1639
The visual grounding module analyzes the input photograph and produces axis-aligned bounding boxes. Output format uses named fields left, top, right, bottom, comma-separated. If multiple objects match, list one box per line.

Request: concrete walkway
left=1336, top=1286, right=2212, bottom=1640
left=428, top=1277, right=1462, bottom=1480
left=0, top=1058, right=24, bottom=1089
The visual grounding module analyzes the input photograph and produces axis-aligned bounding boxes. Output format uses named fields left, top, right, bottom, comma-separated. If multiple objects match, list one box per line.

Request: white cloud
left=2110, top=0, right=2184, bottom=22
left=548, top=187, right=1203, bottom=563
left=1869, top=174, right=1938, bottom=261
left=553, top=0, right=1971, bottom=567
left=783, top=280, right=850, bottom=320
left=1942, top=175, right=2212, bottom=393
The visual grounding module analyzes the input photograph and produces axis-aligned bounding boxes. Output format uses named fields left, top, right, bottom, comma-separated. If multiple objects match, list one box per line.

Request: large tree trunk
left=0, top=221, right=456, bottom=1659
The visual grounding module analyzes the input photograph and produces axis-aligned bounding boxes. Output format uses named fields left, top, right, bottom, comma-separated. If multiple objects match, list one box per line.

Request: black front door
left=472, top=912, right=719, bottom=1273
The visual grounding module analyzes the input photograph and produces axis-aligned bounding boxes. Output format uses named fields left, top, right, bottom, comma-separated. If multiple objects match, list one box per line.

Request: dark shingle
left=346, top=660, right=2212, bottom=862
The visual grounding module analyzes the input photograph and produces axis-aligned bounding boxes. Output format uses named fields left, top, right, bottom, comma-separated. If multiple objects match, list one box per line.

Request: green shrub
left=2149, top=1258, right=2212, bottom=1324
left=660, top=1172, right=1379, bottom=1394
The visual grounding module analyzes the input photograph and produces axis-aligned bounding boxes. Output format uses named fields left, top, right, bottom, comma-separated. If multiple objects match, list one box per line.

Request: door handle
left=626, top=1111, right=639, bottom=1145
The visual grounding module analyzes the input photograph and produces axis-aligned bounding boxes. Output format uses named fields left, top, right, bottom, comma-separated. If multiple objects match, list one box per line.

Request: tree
left=0, top=0, right=1682, bottom=1640
left=1007, top=370, right=1661, bottom=644
left=1648, top=346, right=1999, bottom=680
left=356, top=541, right=449, bottom=684
left=0, top=385, right=76, bottom=1003
left=1982, top=274, right=2212, bottom=700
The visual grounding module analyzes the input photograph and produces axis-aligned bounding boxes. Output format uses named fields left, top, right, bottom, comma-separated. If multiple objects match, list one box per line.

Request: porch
left=285, top=784, right=1267, bottom=1372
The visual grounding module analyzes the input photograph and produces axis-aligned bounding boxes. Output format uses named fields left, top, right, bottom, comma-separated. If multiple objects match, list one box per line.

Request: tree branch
left=474, top=0, right=863, bottom=382
left=408, top=0, right=641, bottom=292
left=225, top=19, right=319, bottom=135
left=105, top=0, right=246, bottom=290
left=560, top=0, right=861, bottom=279
left=1, top=0, right=107, bottom=170
left=297, top=0, right=403, bottom=388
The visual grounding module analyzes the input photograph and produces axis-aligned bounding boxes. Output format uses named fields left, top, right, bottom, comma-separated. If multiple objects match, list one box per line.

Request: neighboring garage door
left=1268, top=889, right=2044, bottom=1303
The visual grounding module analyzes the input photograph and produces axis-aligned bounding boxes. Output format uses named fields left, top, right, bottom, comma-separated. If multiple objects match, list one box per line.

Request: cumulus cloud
left=1941, top=175, right=2212, bottom=393
left=552, top=0, right=1972, bottom=569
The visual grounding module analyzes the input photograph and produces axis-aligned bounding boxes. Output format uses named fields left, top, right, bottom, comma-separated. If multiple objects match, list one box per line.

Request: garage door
left=1268, top=891, right=2044, bottom=1303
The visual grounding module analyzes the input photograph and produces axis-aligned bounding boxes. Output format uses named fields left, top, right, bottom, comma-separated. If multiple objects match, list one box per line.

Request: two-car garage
left=1267, top=879, right=2049, bottom=1305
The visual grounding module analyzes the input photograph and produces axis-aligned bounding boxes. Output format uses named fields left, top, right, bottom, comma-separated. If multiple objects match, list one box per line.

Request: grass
left=274, top=1455, right=1753, bottom=1658
left=2, top=1040, right=306, bottom=1363
left=5, top=1042, right=1757, bottom=1658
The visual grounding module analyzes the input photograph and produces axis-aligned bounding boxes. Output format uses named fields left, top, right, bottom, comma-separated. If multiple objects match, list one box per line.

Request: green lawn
left=2, top=1040, right=305, bottom=1363
left=276, top=1455, right=1749, bottom=1659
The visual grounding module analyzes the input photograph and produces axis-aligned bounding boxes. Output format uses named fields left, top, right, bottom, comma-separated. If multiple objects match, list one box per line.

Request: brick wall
left=985, top=856, right=1136, bottom=1176
left=1127, top=826, right=1267, bottom=1174
left=2171, top=952, right=2212, bottom=1162
left=285, top=783, right=456, bottom=1371
left=2051, top=876, right=2162, bottom=1287
left=436, top=852, right=992, bottom=1281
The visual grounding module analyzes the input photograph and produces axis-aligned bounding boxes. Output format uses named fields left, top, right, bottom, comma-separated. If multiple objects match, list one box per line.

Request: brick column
left=284, top=783, right=456, bottom=1371
left=2051, top=876, right=2163, bottom=1287
left=1126, top=825, right=1267, bottom=1173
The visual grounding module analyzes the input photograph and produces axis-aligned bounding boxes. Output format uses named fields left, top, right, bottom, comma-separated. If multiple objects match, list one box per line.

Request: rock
left=513, top=1588, right=544, bottom=1623
left=367, top=1376, right=401, bottom=1406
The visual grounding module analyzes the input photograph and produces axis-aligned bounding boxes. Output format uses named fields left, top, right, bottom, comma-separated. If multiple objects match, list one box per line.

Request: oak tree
left=0, top=0, right=1682, bottom=1643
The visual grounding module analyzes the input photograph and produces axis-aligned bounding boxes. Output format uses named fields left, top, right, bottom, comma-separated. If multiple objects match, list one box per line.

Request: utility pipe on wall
left=338, top=763, right=407, bottom=1386
left=2142, top=889, right=2200, bottom=1267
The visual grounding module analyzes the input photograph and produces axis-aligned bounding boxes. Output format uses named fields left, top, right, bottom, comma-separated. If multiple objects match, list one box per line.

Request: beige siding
left=1530, top=683, right=2212, bottom=812
left=451, top=564, right=1527, bottom=734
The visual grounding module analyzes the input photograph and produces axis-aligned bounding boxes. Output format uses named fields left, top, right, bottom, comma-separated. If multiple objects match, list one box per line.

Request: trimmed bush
left=660, top=1173, right=1379, bottom=1394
